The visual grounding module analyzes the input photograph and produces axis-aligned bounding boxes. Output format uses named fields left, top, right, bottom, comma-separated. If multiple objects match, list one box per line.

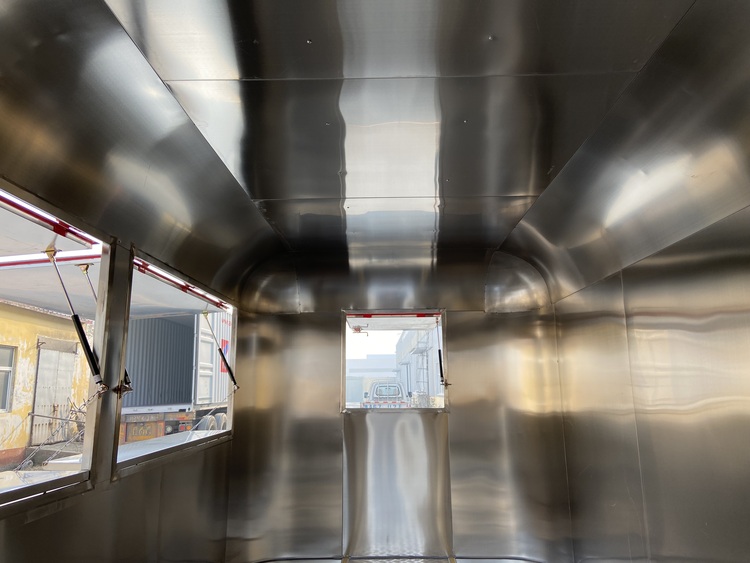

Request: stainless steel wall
left=622, top=206, right=750, bottom=561
left=556, top=206, right=750, bottom=561
left=227, top=313, right=344, bottom=563
left=0, top=441, right=230, bottom=563
left=556, top=275, right=648, bottom=561
left=447, top=310, right=571, bottom=561
left=230, top=302, right=572, bottom=563
left=343, top=411, right=452, bottom=558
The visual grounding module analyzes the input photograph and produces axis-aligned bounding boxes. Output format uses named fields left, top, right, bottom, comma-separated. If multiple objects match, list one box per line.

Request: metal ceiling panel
left=0, top=0, right=283, bottom=302
left=107, top=0, right=692, bottom=80
left=438, top=197, right=536, bottom=248
left=437, top=74, right=634, bottom=196
left=503, top=1, right=750, bottom=302
left=169, top=74, right=632, bottom=203
left=168, top=79, right=346, bottom=201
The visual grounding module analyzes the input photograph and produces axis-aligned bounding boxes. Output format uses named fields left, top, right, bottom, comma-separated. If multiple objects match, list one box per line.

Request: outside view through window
left=0, top=190, right=103, bottom=496
left=345, top=313, right=445, bottom=410
left=117, top=261, right=235, bottom=464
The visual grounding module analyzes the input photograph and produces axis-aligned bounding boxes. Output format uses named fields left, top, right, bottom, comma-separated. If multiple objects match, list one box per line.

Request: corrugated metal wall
left=124, top=316, right=194, bottom=408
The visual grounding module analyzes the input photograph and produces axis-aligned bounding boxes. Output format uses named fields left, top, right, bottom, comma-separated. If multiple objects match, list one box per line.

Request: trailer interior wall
left=229, top=264, right=569, bottom=562
left=0, top=440, right=230, bottom=562
left=557, top=206, right=750, bottom=561
left=4, top=1, right=750, bottom=562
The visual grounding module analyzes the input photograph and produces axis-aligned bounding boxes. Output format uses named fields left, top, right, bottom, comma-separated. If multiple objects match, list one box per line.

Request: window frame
left=0, top=345, right=15, bottom=412
left=342, top=310, right=448, bottom=413
left=113, top=254, right=237, bottom=476
left=0, top=187, right=108, bottom=517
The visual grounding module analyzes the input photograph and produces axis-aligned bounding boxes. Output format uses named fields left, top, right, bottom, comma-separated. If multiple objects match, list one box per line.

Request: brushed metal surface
left=485, top=252, right=550, bottom=313
left=107, top=0, right=691, bottom=80
left=87, top=243, right=133, bottom=484
left=0, top=0, right=283, bottom=302
left=446, top=311, right=571, bottom=561
left=227, top=313, right=343, bottom=562
left=0, top=442, right=229, bottom=563
left=621, top=204, right=750, bottom=561
left=504, top=1, right=750, bottom=302
left=343, top=411, right=452, bottom=558
left=555, top=274, right=648, bottom=561
left=167, top=73, right=629, bottom=211
left=242, top=254, right=488, bottom=314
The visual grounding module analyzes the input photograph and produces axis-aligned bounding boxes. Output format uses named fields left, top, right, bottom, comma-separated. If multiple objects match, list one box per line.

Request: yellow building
left=0, top=301, right=92, bottom=468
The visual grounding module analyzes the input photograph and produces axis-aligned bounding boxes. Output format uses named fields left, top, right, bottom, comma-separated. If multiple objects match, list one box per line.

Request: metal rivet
left=306, top=39, right=313, bottom=45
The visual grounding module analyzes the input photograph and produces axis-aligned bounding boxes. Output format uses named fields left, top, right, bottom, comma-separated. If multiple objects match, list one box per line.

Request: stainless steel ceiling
left=99, top=0, right=692, bottom=290
left=8, top=0, right=739, bottom=306
left=504, top=0, right=750, bottom=301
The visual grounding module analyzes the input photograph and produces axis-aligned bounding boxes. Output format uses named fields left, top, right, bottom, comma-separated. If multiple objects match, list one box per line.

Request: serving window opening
left=116, top=259, right=236, bottom=466
left=0, top=188, right=105, bottom=502
left=344, top=312, right=446, bottom=410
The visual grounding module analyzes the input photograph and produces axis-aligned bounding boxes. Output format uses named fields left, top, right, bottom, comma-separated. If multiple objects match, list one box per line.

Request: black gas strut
left=202, top=311, right=239, bottom=390
left=45, top=248, right=106, bottom=391
left=436, top=318, right=449, bottom=387
left=79, top=264, right=132, bottom=395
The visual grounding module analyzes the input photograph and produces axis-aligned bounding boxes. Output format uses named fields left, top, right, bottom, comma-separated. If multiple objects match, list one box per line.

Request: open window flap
left=346, top=313, right=440, bottom=331
left=129, top=269, right=224, bottom=319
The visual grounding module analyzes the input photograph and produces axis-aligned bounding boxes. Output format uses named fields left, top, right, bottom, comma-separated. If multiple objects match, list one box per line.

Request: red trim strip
left=133, top=258, right=229, bottom=311
left=351, top=312, right=440, bottom=318
left=0, top=191, right=100, bottom=247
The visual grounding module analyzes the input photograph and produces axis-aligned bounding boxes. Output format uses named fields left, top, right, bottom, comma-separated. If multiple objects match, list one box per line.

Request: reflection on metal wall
left=622, top=205, right=750, bottom=561
left=0, top=0, right=283, bottom=302
left=446, top=311, right=571, bottom=561
left=485, top=252, right=550, bottom=313
left=504, top=1, right=750, bottom=302
left=242, top=255, right=489, bottom=314
left=227, top=313, right=343, bottom=563
left=343, top=411, right=452, bottom=557
left=555, top=275, right=648, bottom=561
left=553, top=204, right=750, bottom=561
left=0, top=442, right=229, bottom=562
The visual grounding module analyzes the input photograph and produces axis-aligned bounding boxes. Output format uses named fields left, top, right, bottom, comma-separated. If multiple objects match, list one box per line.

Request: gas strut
left=45, top=248, right=107, bottom=392
left=79, top=264, right=132, bottom=395
left=202, top=311, right=239, bottom=390
left=436, top=318, right=449, bottom=387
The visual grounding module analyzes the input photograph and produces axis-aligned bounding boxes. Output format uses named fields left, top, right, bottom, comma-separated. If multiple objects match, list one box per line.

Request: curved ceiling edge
left=485, top=251, right=551, bottom=313
left=241, top=254, right=490, bottom=314
left=240, top=254, right=302, bottom=314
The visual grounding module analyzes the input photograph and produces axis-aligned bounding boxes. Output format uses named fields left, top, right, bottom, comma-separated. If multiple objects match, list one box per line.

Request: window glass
left=117, top=260, right=234, bottom=465
left=0, top=346, right=15, bottom=411
left=345, top=312, right=446, bottom=410
left=0, top=189, right=103, bottom=499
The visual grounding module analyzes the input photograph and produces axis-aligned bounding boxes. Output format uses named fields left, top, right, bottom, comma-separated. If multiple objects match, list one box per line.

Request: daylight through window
left=0, top=189, right=104, bottom=499
left=345, top=312, right=446, bottom=410
left=117, top=260, right=235, bottom=465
